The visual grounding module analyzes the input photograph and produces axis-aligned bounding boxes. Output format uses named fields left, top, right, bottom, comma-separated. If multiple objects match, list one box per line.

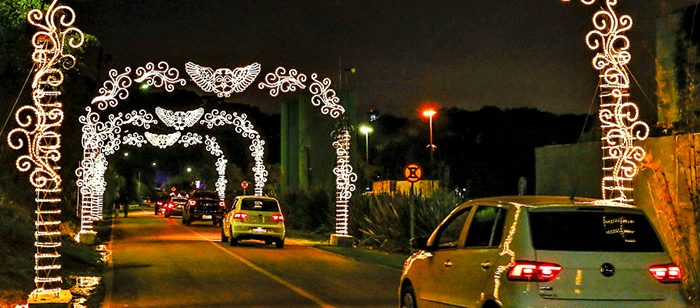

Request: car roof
left=235, top=195, right=277, bottom=201
left=466, top=195, right=636, bottom=209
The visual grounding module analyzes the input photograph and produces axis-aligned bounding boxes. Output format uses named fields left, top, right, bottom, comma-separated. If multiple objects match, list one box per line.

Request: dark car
left=164, top=195, right=187, bottom=217
left=154, top=193, right=170, bottom=215
left=182, top=190, right=225, bottom=226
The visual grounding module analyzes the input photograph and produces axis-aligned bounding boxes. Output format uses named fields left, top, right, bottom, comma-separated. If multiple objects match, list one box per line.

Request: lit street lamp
left=422, top=108, right=437, bottom=175
left=186, top=167, right=192, bottom=173
left=359, top=125, right=373, bottom=165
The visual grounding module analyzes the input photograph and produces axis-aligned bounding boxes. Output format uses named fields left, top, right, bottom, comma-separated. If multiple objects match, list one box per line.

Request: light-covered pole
left=422, top=108, right=437, bottom=175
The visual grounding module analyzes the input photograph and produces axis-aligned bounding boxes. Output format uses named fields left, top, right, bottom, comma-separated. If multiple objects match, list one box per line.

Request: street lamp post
left=422, top=109, right=437, bottom=175
left=359, top=125, right=373, bottom=165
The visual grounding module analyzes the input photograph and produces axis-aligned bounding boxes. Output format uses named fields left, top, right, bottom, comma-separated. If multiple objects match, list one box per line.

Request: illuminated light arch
left=563, top=0, right=649, bottom=203
left=77, top=68, right=271, bottom=236
left=79, top=62, right=357, bottom=238
left=6, top=0, right=84, bottom=303
left=258, top=67, right=357, bottom=236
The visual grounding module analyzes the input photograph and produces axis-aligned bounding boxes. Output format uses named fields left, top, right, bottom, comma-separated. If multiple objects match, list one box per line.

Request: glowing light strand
left=309, top=73, right=345, bottom=118
left=215, top=157, right=228, bottom=199
left=6, top=0, right=84, bottom=300
left=564, top=0, right=649, bottom=203
left=91, top=68, right=132, bottom=110
left=134, top=61, right=186, bottom=92
left=178, top=132, right=203, bottom=147
left=200, top=109, right=267, bottom=196
left=145, top=132, right=181, bottom=149
left=155, top=107, right=204, bottom=131
left=257, top=67, right=307, bottom=96
left=332, top=130, right=357, bottom=235
left=186, top=62, right=261, bottom=97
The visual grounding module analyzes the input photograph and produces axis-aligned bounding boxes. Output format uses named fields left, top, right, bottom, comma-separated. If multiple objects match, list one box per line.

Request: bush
left=349, top=190, right=462, bottom=253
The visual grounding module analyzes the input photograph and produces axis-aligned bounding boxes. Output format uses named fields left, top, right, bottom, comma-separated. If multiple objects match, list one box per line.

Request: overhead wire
left=1, top=62, right=37, bottom=137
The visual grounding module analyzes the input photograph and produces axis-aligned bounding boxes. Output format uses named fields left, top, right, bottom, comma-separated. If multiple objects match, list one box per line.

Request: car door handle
left=480, top=262, right=492, bottom=269
left=444, top=261, right=453, bottom=268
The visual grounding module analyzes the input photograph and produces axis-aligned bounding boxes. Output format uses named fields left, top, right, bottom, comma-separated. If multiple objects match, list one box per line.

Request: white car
left=221, top=196, right=286, bottom=248
left=399, top=196, right=688, bottom=308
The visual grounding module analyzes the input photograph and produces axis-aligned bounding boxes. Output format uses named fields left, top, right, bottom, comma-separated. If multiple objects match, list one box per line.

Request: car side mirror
left=410, top=237, right=431, bottom=251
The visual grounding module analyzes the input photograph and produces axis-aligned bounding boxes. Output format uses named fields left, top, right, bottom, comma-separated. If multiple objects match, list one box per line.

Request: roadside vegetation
left=278, top=187, right=463, bottom=254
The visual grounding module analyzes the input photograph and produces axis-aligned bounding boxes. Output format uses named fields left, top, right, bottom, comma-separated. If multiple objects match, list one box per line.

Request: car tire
left=275, top=239, right=284, bottom=249
left=165, top=213, right=170, bottom=218
left=265, top=240, right=272, bottom=245
left=229, top=228, right=238, bottom=246
left=401, top=285, right=417, bottom=308
left=213, top=219, right=218, bottom=226
left=221, top=227, right=228, bottom=243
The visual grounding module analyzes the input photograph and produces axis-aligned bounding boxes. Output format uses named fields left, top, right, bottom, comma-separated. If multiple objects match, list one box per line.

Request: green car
left=221, top=196, right=286, bottom=248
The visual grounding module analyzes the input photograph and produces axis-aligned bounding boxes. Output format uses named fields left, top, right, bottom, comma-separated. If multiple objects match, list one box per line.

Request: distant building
left=280, top=91, right=358, bottom=191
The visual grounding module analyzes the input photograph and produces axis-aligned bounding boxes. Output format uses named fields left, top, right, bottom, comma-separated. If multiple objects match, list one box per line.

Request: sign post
left=241, top=181, right=249, bottom=195
left=404, top=163, right=422, bottom=250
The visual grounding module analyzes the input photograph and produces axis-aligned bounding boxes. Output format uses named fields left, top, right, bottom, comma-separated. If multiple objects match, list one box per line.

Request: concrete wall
left=536, top=134, right=700, bottom=259
left=281, top=91, right=357, bottom=191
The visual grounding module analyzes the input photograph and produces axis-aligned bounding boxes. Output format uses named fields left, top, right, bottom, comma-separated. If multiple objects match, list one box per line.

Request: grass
left=286, top=230, right=408, bottom=270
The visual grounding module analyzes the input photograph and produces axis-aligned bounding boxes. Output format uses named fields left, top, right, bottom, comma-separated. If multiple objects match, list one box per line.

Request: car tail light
left=508, top=261, right=562, bottom=282
left=167, top=202, right=174, bottom=209
left=219, top=201, right=226, bottom=207
left=272, top=214, right=284, bottom=221
left=649, top=264, right=682, bottom=283
left=233, top=212, right=248, bottom=220
left=188, top=200, right=196, bottom=206
left=157, top=201, right=163, bottom=206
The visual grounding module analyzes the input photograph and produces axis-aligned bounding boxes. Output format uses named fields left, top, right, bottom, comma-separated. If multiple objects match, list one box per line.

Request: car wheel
left=265, top=240, right=272, bottom=245
left=165, top=213, right=170, bottom=218
left=275, top=239, right=284, bottom=249
left=185, top=216, right=191, bottom=226
left=213, top=219, right=218, bottom=226
left=229, top=228, right=238, bottom=246
left=221, top=227, right=228, bottom=242
left=401, top=285, right=417, bottom=308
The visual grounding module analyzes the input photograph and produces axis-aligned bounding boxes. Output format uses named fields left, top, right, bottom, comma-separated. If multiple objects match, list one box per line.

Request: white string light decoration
left=258, top=67, right=307, bottom=96
left=134, top=61, right=186, bottom=92
left=309, top=73, right=345, bottom=118
left=6, top=0, right=83, bottom=303
left=200, top=109, right=268, bottom=196
left=215, top=157, right=228, bottom=199
left=563, top=0, right=649, bottom=203
left=155, top=107, right=204, bottom=130
left=332, top=130, right=357, bottom=236
left=186, top=62, right=261, bottom=97
left=178, top=132, right=203, bottom=147
left=145, top=132, right=182, bottom=149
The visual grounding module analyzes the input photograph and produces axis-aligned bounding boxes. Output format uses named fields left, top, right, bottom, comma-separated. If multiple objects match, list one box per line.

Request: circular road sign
left=241, top=181, right=249, bottom=189
left=404, top=163, right=423, bottom=183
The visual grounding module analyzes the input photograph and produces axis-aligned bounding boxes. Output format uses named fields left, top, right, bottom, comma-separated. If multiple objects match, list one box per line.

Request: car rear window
left=194, top=191, right=218, bottom=199
left=239, top=199, right=279, bottom=212
left=529, top=209, right=664, bottom=252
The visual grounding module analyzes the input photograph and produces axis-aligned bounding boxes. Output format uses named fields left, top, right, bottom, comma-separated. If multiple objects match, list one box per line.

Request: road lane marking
left=184, top=227, right=337, bottom=308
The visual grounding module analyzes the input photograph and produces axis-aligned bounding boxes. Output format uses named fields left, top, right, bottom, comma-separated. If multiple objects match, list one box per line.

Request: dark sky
left=74, top=0, right=697, bottom=120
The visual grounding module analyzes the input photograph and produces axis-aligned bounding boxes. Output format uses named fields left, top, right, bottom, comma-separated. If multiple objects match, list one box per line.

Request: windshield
left=528, top=209, right=663, bottom=252
left=239, top=199, right=279, bottom=212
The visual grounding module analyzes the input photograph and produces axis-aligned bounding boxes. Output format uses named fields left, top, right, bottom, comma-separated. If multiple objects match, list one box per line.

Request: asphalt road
left=103, top=208, right=402, bottom=308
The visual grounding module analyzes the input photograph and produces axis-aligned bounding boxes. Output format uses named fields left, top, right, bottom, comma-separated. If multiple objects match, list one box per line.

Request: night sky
left=75, top=0, right=698, bottom=120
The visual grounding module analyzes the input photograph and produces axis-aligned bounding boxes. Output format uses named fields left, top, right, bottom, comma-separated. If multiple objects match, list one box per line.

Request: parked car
left=164, top=195, right=187, bottom=217
left=399, top=196, right=688, bottom=308
left=221, top=196, right=285, bottom=248
left=182, top=190, right=224, bottom=225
